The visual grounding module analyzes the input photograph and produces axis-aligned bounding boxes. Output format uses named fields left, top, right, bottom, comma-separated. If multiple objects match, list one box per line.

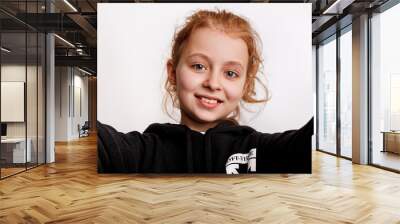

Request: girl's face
left=168, top=27, right=249, bottom=130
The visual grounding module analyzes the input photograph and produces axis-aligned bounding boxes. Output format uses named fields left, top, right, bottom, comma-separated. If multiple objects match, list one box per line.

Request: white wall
left=98, top=3, right=313, bottom=133
left=1, top=65, right=38, bottom=138
left=1, top=64, right=46, bottom=164
left=55, top=67, right=89, bottom=141
left=312, top=45, right=317, bottom=150
left=72, top=73, right=89, bottom=138
left=55, top=67, right=69, bottom=141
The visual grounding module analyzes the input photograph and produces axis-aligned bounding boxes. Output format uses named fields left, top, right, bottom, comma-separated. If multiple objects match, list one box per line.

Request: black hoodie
left=97, top=118, right=313, bottom=174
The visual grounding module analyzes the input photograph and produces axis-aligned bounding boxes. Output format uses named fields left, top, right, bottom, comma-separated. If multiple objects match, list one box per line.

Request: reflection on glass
left=27, top=31, right=38, bottom=169
left=340, top=29, right=352, bottom=158
left=390, top=75, right=400, bottom=131
left=1, top=32, right=27, bottom=177
left=38, top=33, right=46, bottom=165
left=0, top=1, right=46, bottom=179
left=371, top=3, right=400, bottom=171
left=318, top=37, right=337, bottom=154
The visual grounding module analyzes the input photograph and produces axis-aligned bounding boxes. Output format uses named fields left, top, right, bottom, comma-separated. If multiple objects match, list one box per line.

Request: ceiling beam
left=67, top=13, right=97, bottom=46
left=55, top=55, right=96, bottom=71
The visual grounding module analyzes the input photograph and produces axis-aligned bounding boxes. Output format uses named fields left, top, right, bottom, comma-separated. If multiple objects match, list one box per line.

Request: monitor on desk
left=1, top=123, right=7, bottom=139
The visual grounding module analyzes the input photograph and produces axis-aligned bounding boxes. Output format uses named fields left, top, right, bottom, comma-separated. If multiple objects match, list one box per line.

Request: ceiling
left=0, top=0, right=392, bottom=75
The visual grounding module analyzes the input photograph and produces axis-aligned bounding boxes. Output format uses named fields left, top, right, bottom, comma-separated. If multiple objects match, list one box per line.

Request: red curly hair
left=164, top=9, right=269, bottom=122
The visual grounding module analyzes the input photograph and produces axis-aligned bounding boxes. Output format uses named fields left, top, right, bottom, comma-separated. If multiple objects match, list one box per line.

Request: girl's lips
left=194, top=94, right=223, bottom=102
left=195, top=95, right=222, bottom=109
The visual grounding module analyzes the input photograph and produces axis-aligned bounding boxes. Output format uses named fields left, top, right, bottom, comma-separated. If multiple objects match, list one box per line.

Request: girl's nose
left=203, top=70, right=221, bottom=91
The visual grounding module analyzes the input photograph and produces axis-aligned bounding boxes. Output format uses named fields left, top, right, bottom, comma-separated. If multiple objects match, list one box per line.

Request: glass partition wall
left=339, top=27, right=352, bottom=159
left=317, top=35, right=337, bottom=155
left=370, top=2, right=400, bottom=171
left=0, top=31, right=27, bottom=177
left=316, top=0, right=400, bottom=172
left=0, top=2, right=46, bottom=179
left=316, top=26, right=353, bottom=159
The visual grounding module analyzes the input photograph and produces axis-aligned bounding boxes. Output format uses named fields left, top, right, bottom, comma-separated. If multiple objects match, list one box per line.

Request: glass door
left=317, top=35, right=337, bottom=155
left=339, top=27, right=352, bottom=158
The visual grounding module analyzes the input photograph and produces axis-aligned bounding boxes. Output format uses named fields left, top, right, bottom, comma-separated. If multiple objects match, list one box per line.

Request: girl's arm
left=97, top=121, right=157, bottom=173
left=256, top=118, right=314, bottom=173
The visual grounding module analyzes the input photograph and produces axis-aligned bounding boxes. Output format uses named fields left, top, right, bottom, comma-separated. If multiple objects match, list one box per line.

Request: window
left=339, top=28, right=352, bottom=158
left=371, top=2, right=400, bottom=171
left=317, top=36, right=337, bottom=154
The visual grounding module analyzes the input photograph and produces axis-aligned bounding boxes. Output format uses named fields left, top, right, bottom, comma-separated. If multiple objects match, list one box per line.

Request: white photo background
left=98, top=3, right=312, bottom=133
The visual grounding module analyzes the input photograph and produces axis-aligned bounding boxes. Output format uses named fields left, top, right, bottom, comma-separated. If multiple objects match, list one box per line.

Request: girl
left=97, top=9, right=313, bottom=174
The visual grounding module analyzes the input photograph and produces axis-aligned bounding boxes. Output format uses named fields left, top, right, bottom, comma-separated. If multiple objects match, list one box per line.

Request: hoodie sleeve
left=97, top=121, right=158, bottom=173
left=256, top=118, right=314, bottom=173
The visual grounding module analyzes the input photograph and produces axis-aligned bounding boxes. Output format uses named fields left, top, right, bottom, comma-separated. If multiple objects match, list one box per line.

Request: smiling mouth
left=195, top=94, right=223, bottom=109
left=195, top=94, right=223, bottom=103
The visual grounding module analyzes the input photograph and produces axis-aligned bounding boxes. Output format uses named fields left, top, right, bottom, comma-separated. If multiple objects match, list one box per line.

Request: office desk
left=382, top=131, right=400, bottom=154
left=1, top=138, right=32, bottom=163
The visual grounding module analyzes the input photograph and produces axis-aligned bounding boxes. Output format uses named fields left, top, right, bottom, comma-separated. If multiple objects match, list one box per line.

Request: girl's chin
left=192, top=113, right=223, bottom=124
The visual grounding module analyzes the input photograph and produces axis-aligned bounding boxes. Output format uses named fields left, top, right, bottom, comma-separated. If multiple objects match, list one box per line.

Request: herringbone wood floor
left=1, top=134, right=400, bottom=223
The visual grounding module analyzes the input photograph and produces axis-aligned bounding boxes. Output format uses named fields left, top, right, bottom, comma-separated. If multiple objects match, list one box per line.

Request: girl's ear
left=167, top=60, right=176, bottom=85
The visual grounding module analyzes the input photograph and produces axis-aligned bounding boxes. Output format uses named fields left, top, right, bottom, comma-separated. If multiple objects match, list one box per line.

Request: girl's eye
left=225, top=70, right=239, bottom=79
left=191, top=63, right=207, bottom=72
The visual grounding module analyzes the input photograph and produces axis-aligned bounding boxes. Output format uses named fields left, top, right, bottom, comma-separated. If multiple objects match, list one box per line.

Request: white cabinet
left=1, top=138, right=32, bottom=163
left=382, top=132, right=400, bottom=154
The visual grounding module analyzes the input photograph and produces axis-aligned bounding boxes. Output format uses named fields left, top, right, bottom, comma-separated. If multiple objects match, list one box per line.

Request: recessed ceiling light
left=78, top=67, right=93, bottom=76
left=322, top=0, right=355, bottom=15
left=63, top=0, right=78, bottom=12
left=1, top=47, right=11, bottom=53
left=54, top=34, right=75, bottom=48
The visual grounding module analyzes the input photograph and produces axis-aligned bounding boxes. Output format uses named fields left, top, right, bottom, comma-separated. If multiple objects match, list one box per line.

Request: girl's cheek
left=222, top=81, right=245, bottom=100
left=177, top=68, right=201, bottom=91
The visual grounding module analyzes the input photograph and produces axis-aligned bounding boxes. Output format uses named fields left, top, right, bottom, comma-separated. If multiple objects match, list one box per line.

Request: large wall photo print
left=97, top=3, right=314, bottom=174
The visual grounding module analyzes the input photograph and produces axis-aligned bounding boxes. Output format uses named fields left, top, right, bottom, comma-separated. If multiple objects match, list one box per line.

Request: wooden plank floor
left=1, top=135, right=400, bottom=223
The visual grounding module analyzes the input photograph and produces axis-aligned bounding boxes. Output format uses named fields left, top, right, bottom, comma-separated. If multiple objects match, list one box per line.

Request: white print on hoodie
left=225, top=148, right=256, bottom=174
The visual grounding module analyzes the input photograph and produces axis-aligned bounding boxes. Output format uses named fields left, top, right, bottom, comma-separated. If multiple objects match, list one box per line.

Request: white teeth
left=201, top=97, right=217, bottom=104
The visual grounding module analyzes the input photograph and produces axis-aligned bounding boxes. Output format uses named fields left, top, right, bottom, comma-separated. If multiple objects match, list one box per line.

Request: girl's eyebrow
left=187, top=53, right=210, bottom=61
left=224, top=61, right=244, bottom=71
left=187, top=53, right=244, bottom=70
